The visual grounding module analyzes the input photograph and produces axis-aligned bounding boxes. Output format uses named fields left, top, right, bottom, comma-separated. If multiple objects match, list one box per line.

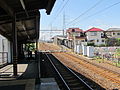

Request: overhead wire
left=54, top=0, right=65, bottom=16
left=49, top=0, right=70, bottom=37
left=49, top=0, right=66, bottom=38
left=67, top=0, right=103, bottom=26
left=50, top=0, right=70, bottom=25
left=71, top=1, right=120, bottom=26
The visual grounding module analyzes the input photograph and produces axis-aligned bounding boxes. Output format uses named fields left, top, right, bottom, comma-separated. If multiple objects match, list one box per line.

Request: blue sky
left=39, top=0, right=120, bottom=40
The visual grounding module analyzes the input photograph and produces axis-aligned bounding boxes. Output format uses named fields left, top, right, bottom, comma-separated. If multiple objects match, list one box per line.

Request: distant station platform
left=39, top=50, right=68, bottom=53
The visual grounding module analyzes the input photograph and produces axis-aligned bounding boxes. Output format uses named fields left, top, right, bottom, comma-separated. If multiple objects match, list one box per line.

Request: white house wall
left=106, top=31, right=120, bottom=38
left=86, top=31, right=105, bottom=45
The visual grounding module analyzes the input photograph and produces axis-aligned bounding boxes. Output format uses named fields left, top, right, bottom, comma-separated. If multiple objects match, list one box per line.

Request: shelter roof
left=0, top=0, right=56, bottom=43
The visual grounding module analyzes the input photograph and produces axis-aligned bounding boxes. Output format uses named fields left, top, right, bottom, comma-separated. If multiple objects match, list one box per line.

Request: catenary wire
left=50, top=0, right=70, bottom=25
left=71, top=1, right=120, bottom=26
left=67, top=0, right=103, bottom=26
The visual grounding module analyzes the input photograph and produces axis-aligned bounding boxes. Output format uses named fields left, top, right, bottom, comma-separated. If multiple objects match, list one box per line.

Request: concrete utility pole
left=63, top=11, right=66, bottom=36
left=73, top=34, right=76, bottom=52
left=71, top=31, right=76, bottom=52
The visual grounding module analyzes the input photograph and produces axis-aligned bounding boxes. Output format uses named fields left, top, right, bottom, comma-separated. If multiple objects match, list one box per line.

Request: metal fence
left=0, top=52, right=8, bottom=65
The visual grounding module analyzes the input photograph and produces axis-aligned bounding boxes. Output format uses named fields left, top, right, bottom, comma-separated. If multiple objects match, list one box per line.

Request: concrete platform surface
left=0, top=64, right=28, bottom=80
left=40, top=78, right=60, bottom=90
left=0, top=79, right=35, bottom=90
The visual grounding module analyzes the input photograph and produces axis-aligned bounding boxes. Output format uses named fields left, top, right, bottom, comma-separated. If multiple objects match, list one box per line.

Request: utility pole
left=50, top=24, right=52, bottom=41
left=63, top=11, right=66, bottom=36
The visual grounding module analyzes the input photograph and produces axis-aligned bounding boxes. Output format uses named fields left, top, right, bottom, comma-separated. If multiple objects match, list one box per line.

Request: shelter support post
left=12, top=13, right=18, bottom=76
left=36, top=40, right=38, bottom=51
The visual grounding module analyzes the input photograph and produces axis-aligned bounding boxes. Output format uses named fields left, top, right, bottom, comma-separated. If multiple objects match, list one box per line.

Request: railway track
left=39, top=43, right=120, bottom=89
left=44, top=52, right=98, bottom=90
left=61, top=52, right=120, bottom=86
left=66, top=52, right=120, bottom=75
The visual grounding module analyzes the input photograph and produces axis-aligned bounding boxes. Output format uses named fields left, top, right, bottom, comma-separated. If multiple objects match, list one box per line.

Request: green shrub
left=98, top=44, right=106, bottom=47
left=87, top=42, right=95, bottom=46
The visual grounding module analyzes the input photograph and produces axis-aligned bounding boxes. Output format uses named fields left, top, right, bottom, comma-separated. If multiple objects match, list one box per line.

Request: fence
left=0, top=52, right=8, bottom=65
left=74, top=44, right=120, bottom=64
left=94, top=47, right=120, bottom=61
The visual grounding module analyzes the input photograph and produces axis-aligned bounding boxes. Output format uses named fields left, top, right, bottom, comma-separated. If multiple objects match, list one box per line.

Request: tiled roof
left=67, top=28, right=83, bottom=33
left=85, top=27, right=104, bottom=32
left=107, top=28, right=120, bottom=31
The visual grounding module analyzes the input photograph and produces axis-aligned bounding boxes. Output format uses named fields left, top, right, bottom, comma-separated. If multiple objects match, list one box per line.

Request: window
left=117, top=33, right=120, bottom=35
left=81, top=40, right=84, bottom=42
left=113, top=33, right=115, bottom=35
left=90, top=32, right=97, bottom=36
left=97, top=39, right=99, bottom=42
left=102, top=40, right=104, bottom=42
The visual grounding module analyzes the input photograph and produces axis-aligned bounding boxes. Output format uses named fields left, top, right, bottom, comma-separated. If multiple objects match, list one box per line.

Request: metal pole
left=12, top=13, right=17, bottom=76
left=63, top=11, right=65, bottom=36
left=36, top=40, right=38, bottom=51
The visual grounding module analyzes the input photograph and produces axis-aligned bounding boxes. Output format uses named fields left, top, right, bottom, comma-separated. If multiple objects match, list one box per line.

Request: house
left=66, top=28, right=86, bottom=45
left=85, top=27, right=106, bottom=45
left=105, top=28, right=120, bottom=39
left=105, top=28, right=120, bottom=46
left=53, top=35, right=67, bottom=45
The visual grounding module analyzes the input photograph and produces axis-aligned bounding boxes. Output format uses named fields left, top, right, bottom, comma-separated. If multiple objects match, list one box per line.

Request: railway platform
left=40, top=78, right=60, bottom=90
left=0, top=56, right=60, bottom=90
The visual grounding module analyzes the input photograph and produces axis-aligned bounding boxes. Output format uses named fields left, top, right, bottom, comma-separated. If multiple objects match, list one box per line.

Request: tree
left=116, top=38, right=120, bottom=46
left=26, top=43, right=35, bottom=51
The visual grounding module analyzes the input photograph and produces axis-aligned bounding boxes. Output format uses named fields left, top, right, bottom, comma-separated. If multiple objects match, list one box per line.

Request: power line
left=49, top=0, right=66, bottom=37
left=72, top=1, right=120, bottom=26
left=50, top=0, right=70, bottom=25
left=40, top=29, right=63, bottom=31
left=67, top=0, right=103, bottom=26
left=54, top=0, right=65, bottom=16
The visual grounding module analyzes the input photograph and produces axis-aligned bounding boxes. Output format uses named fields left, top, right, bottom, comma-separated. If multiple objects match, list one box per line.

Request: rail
left=45, top=53, right=93, bottom=90
left=45, top=53, right=70, bottom=90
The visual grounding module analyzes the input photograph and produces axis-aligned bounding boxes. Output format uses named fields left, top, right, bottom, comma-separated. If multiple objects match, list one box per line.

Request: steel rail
left=45, top=53, right=93, bottom=90
left=52, top=53, right=94, bottom=90
left=45, top=53, right=70, bottom=90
